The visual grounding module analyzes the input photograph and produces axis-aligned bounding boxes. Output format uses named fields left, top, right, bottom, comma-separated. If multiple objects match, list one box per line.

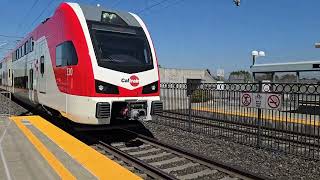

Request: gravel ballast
left=0, top=94, right=28, bottom=116
left=140, top=120, right=320, bottom=179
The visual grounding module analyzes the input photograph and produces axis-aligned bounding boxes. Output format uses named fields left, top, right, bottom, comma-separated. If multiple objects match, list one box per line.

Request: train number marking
left=67, top=68, right=73, bottom=76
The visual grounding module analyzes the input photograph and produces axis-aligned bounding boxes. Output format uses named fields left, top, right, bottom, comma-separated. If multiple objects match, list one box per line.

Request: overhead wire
left=43, top=0, right=63, bottom=21
left=137, top=0, right=171, bottom=14
left=24, top=0, right=56, bottom=35
left=0, top=48, right=13, bottom=51
left=0, top=34, right=23, bottom=39
left=160, top=0, right=185, bottom=11
left=111, top=0, right=122, bottom=8
left=16, top=0, right=40, bottom=34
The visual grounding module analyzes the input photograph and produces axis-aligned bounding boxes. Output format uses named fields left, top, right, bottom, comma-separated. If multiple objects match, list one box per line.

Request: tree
left=228, top=70, right=252, bottom=82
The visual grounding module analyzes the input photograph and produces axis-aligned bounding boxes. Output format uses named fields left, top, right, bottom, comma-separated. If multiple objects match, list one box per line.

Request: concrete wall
left=159, top=67, right=217, bottom=110
left=159, top=67, right=216, bottom=83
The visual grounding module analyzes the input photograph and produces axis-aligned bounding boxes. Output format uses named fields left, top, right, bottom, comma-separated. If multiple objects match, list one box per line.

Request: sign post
left=257, top=81, right=262, bottom=148
left=240, top=83, right=283, bottom=148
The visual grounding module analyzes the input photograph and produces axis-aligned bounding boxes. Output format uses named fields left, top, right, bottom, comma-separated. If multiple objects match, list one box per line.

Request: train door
left=8, top=67, right=13, bottom=92
left=38, top=40, right=47, bottom=94
left=28, top=62, right=34, bottom=101
left=10, top=69, right=14, bottom=93
left=55, top=43, right=68, bottom=113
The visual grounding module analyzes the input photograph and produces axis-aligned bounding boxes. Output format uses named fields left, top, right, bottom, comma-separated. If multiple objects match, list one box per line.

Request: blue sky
left=1, top=0, right=320, bottom=75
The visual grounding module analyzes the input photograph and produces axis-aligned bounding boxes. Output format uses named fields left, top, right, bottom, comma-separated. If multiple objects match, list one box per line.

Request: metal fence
left=155, top=82, right=320, bottom=159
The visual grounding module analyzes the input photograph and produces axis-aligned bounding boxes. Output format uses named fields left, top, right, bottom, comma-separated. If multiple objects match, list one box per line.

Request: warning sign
left=266, top=94, right=282, bottom=110
left=241, top=93, right=252, bottom=107
left=252, top=93, right=266, bottom=109
left=240, top=93, right=282, bottom=110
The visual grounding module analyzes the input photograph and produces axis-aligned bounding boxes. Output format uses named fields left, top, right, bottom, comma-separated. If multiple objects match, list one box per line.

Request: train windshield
left=89, top=24, right=154, bottom=74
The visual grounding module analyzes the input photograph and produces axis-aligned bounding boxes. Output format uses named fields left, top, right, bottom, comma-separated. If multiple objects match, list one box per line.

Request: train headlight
left=101, top=11, right=127, bottom=26
left=95, top=80, right=119, bottom=94
left=142, top=81, right=158, bottom=94
left=151, top=85, right=156, bottom=91
left=98, top=85, right=104, bottom=91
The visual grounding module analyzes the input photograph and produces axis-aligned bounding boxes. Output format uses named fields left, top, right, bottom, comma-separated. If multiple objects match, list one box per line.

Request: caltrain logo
left=121, top=75, right=139, bottom=87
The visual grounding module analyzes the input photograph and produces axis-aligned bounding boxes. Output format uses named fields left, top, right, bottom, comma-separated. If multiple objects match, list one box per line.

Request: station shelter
left=250, top=61, right=320, bottom=83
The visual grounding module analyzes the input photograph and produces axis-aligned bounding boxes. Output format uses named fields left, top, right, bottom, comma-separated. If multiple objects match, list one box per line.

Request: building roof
left=250, top=61, right=320, bottom=73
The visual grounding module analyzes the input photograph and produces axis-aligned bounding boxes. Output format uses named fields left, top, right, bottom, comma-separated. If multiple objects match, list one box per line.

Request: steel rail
left=96, top=139, right=178, bottom=180
left=120, top=128, right=270, bottom=180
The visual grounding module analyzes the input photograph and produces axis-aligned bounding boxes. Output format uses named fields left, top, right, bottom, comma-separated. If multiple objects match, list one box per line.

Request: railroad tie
left=119, top=146, right=140, bottom=151
left=119, top=144, right=151, bottom=151
left=149, top=157, right=185, bottom=166
left=161, top=162, right=199, bottom=173
left=138, top=152, right=171, bottom=160
left=128, top=148, right=160, bottom=155
left=177, top=169, right=218, bottom=180
left=111, top=142, right=124, bottom=147
left=218, top=177, right=239, bottom=180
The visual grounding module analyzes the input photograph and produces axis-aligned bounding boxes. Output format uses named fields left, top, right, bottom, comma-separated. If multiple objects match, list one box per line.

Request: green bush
left=191, top=90, right=211, bottom=103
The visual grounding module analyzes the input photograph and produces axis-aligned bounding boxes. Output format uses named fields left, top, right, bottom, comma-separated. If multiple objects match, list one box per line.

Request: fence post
left=257, top=81, right=262, bottom=148
left=188, top=92, right=192, bottom=132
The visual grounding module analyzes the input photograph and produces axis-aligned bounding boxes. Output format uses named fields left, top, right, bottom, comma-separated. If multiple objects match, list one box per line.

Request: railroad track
left=154, top=111, right=320, bottom=159
left=159, top=111, right=320, bottom=145
left=90, top=129, right=267, bottom=180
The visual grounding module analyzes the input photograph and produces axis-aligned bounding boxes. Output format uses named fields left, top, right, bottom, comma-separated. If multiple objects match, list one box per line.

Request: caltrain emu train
left=0, top=2, right=163, bottom=125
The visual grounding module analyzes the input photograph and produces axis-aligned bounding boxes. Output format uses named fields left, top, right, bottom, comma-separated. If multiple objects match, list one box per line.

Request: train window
left=17, top=49, right=19, bottom=59
left=90, top=27, right=153, bottom=73
left=12, top=52, right=15, bottom=61
left=20, top=46, right=22, bottom=58
left=40, top=56, right=44, bottom=74
left=26, top=41, right=29, bottom=53
left=29, top=69, right=33, bottom=90
left=24, top=42, right=27, bottom=55
left=22, top=45, right=24, bottom=57
left=0, top=63, right=2, bottom=69
left=8, top=69, right=10, bottom=78
left=56, top=45, right=63, bottom=67
left=55, top=41, right=78, bottom=67
left=30, top=38, right=34, bottom=52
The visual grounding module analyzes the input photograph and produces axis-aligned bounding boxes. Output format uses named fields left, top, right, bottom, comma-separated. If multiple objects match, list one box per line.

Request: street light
left=251, top=50, right=265, bottom=66
left=233, top=0, right=240, bottom=6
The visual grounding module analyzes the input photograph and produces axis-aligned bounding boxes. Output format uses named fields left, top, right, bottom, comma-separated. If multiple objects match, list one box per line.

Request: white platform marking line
left=0, top=119, right=12, bottom=180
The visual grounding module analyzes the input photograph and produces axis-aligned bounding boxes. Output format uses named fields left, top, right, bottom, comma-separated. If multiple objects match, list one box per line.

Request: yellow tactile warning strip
left=11, top=117, right=76, bottom=180
left=193, top=107, right=320, bottom=126
left=10, top=116, right=141, bottom=180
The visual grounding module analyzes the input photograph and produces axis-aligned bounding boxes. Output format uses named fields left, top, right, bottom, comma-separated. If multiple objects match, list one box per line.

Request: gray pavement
left=0, top=117, right=58, bottom=180
left=0, top=117, right=97, bottom=180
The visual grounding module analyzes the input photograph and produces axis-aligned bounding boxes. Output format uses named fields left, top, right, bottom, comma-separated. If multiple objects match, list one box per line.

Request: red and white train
left=0, top=2, right=162, bottom=125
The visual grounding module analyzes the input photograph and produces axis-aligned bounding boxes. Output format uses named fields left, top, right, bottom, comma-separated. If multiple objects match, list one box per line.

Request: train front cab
left=56, top=3, right=163, bottom=125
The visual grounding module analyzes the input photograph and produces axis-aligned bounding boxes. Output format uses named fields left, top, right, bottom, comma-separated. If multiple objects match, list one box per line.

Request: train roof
left=79, top=4, right=141, bottom=27
left=1, top=2, right=142, bottom=63
left=251, top=61, right=320, bottom=73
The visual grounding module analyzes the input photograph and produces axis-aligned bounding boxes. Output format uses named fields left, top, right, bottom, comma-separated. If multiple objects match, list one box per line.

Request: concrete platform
left=0, top=116, right=140, bottom=180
